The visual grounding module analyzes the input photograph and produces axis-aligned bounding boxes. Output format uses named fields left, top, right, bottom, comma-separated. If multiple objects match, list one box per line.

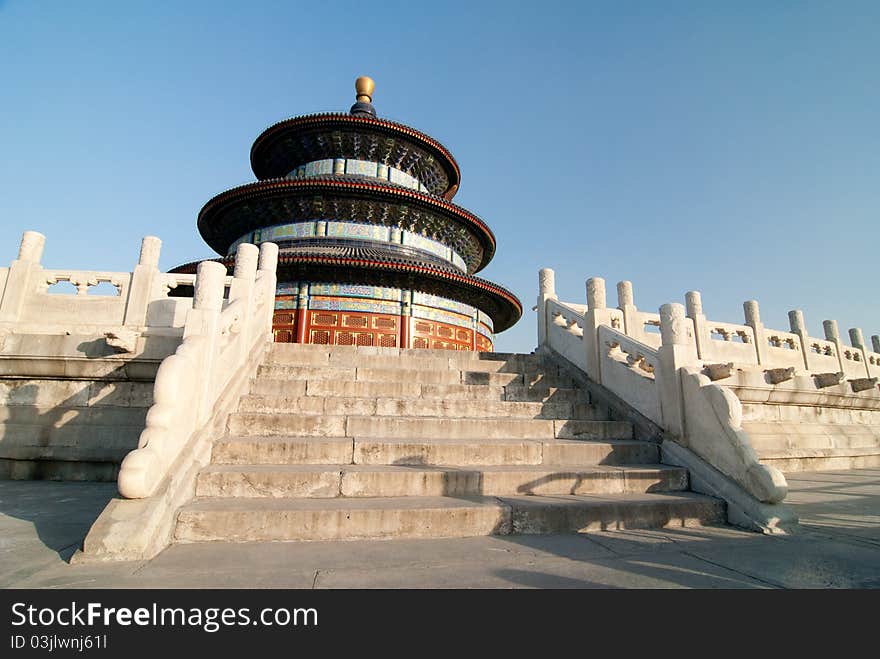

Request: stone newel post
left=192, top=261, right=226, bottom=312
left=233, top=243, right=259, bottom=282
left=229, top=244, right=258, bottom=302
left=616, top=280, right=637, bottom=336
left=744, top=300, right=767, bottom=364
left=823, top=319, right=846, bottom=374
left=536, top=268, right=558, bottom=348
left=123, top=236, right=162, bottom=327
left=18, top=231, right=46, bottom=262
left=138, top=236, right=161, bottom=267
left=258, top=241, right=279, bottom=274
left=187, top=260, right=228, bottom=421
left=848, top=327, right=871, bottom=378
left=258, top=242, right=279, bottom=330
left=586, top=277, right=605, bottom=310
left=229, top=243, right=260, bottom=350
left=788, top=309, right=811, bottom=370
left=686, top=291, right=708, bottom=360
left=582, top=276, right=610, bottom=381
left=849, top=327, right=865, bottom=350
left=657, top=302, right=697, bottom=438
left=823, top=319, right=840, bottom=343
left=0, top=231, right=47, bottom=322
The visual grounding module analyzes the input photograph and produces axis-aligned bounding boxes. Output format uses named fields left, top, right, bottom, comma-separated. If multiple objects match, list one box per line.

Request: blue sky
left=1, top=1, right=877, bottom=353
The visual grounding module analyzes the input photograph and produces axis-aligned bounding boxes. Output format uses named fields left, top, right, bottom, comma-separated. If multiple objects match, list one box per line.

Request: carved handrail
left=599, top=324, right=658, bottom=375
left=41, top=270, right=131, bottom=296
left=117, top=243, right=278, bottom=499
left=535, top=269, right=880, bottom=532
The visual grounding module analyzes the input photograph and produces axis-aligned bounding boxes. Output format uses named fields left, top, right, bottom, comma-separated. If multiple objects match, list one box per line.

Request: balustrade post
left=186, top=261, right=227, bottom=421
left=617, top=280, right=637, bottom=337
left=230, top=243, right=257, bottom=304
left=849, top=327, right=865, bottom=350
left=787, top=309, right=812, bottom=371
left=823, top=319, right=845, bottom=374
left=228, top=243, right=259, bottom=350
left=257, top=242, right=279, bottom=333
left=848, top=327, right=871, bottom=377
left=656, top=302, right=697, bottom=438
left=743, top=300, right=767, bottom=365
left=18, top=231, right=45, bottom=262
left=536, top=268, right=557, bottom=348
left=0, top=231, right=46, bottom=323
left=582, top=276, right=609, bottom=381
left=124, top=236, right=162, bottom=327
left=586, top=276, right=605, bottom=311
left=685, top=291, right=709, bottom=360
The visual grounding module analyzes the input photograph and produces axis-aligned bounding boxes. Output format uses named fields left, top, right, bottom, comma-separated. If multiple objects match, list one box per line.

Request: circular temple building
left=172, top=77, right=521, bottom=351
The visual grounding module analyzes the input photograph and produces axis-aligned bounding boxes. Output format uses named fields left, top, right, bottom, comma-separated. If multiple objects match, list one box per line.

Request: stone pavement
left=1, top=468, right=879, bottom=589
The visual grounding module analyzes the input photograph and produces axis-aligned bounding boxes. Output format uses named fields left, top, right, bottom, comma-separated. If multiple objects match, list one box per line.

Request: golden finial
left=355, top=76, right=375, bottom=103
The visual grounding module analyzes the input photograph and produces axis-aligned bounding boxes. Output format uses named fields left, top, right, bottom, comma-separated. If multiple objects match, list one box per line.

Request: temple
left=6, top=75, right=879, bottom=569
left=171, top=77, right=521, bottom=351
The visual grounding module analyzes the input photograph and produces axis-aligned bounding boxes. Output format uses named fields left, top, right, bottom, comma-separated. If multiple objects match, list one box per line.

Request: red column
left=400, top=290, right=412, bottom=349
left=295, top=284, right=309, bottom=344
left=295, top=308, right=308, bottom=343
left=400, top=314, right=410, bottom=349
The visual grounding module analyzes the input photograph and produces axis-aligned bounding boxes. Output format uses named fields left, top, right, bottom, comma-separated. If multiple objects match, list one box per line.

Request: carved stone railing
left=545, top=299, right=588, bottom=371
left=535, top=268, right=880, bottom=533
left=541, top=277, right=788, bottom=511
left=79, top=242, right=278, bottom=561
left=0, top=231, right=209, bottom=335
left=596, top=324, right=661, bottom=425
left=615, top=280, right=662, bottom=349
left=118, top=242, right=277, bottom=499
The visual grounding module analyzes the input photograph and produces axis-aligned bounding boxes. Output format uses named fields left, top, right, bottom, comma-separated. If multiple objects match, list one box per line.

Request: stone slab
left=346, top=416, right=557, bottom=440
left=352, top=437, right=543, bottom=466
left=338, top=464, right=686, bottom=497
left=196, top=464, right=342, bottom=498
left=175, top=496, right=512, bottom=542
left=503, top=492, right=725, bottom=534
left=554, top=419, right=634, bottom=440
left=305, top=380, right=421, bottom=399
left=227, top=413, right=347, bottom=437
left=542, top=439, right=660, bottom=465
left=211, top=436, right=353, bottom=465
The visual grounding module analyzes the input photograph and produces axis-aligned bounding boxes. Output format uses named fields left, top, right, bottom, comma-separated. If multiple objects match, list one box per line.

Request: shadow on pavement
left=0, top=480, right=117, bottom=563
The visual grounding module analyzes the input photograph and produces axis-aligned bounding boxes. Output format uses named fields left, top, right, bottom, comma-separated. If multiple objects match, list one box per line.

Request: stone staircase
left=174, top=344, right=724, bottom=543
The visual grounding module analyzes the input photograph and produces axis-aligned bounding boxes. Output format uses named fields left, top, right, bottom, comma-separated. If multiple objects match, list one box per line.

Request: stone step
left=195, top=463, right=688, bottom=498
left=506, top=492, right=725, bottom=535
left=211, top=437, right=658, bottom=467
left=353, top=437, right=656, bottom=466
left=348, top=416, right=632, bottom=441
left=174, top=492, right=723, bottom=542
left=236, top=395, right=606, bottom=420
left=225, top=413, right=633, bottom=441
left=175, top=495, right=510, bottom=542
left=541, top=439, right=659, bottom=465
left=212, top=436, right=354, bottom=465
left=255, top=364, right=576, bottom=388
left=267, top=343, right=542, bottom=366
left=265, top=348, right=549, bottom=374
left=248, top=378, right=590, bottom=404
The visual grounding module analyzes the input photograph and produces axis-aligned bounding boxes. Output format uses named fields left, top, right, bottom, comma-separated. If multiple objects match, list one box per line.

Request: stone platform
left=2, top=469, right=878, bottom=588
